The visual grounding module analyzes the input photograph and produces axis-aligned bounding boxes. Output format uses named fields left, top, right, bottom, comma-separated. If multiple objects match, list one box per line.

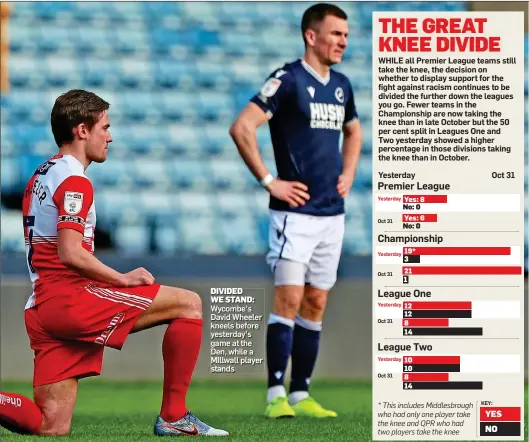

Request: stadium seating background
left=1, top=1, right=527, bottom=270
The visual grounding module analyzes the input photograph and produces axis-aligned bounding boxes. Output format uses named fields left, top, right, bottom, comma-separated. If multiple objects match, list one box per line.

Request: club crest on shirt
left=260, top=78, right=282, bottom=98
left=334, top=87, right=344, bottom=103
left=64, top=191, right=83, bottom=215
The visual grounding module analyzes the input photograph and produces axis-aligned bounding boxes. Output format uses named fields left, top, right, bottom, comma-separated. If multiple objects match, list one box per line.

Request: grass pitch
left=0, top=380, right=526, bottom=441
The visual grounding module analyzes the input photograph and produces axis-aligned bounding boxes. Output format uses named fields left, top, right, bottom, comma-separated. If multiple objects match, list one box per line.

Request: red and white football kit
left=22, top=154, right=160, bottom=387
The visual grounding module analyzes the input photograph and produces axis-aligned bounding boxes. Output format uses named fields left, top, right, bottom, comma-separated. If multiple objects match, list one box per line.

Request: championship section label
left=209, top=288, right=265, bottom=375
left=372, top=11, right=524, bottom=441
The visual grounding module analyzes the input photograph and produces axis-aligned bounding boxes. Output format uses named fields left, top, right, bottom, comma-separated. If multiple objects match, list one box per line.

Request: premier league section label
left=209, top=288, right=265, bottom=375
left=372, top=12, right=524, bottom=441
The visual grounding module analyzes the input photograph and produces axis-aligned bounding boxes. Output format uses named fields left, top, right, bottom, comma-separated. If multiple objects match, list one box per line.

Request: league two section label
left=372, top=12, right=524, bottom=441
left=209, top=288, right=265, bottom=375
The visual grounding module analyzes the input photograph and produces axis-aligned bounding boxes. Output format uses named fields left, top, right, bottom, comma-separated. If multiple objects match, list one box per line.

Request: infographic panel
left=372, top=11, right=525, bottom=441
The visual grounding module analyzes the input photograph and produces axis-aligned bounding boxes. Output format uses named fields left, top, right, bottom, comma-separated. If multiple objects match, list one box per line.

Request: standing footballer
left=230, top=3, right=362, bottom=419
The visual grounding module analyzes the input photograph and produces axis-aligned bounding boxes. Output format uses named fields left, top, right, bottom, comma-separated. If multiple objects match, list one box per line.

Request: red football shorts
left=24, top=282, right=161, bottom=387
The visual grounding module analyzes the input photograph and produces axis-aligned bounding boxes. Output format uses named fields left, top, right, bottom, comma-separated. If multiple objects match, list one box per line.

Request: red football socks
left=160, top=318, right=203, bottom=422
left=0, top=392, right=42, bottom=435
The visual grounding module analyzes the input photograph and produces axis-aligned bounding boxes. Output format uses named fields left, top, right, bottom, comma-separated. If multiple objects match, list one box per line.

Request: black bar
left=403, top=309, right=472, bottom=318
left=404, top=381, right=482, bottom=390
left=480, top=422, right=521, bottom=437
left=403, top=364, right=460, bottom=373
left=403, top=255, right=420, bottom=263
left=404, top=327, right=482, bottom=336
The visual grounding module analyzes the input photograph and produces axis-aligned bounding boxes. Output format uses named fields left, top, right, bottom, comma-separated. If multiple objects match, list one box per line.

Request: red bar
left=403, top=356, right=460, bottom=365
left=404, top=301, right=471, bottom=310
left=402, top=318, right=449, bottom=327
left=403, top=195, right=447, bottom=203
left=480, top=407, right=521, bottom=422
left=401, top=214, right=438, bottom=223
left=403, top=247, right=511, bottom=256
left=402, top=372, right=449, bottom=382
left=403, top=266, right=522, bottom=275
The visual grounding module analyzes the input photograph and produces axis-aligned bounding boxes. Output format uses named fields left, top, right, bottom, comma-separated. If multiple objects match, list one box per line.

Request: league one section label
left=371, top=12, right=524, bottom=441
left=209, top=288, right=265, bottom=374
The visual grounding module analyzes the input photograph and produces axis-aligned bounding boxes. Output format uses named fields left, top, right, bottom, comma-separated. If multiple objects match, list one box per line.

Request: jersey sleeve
left=344, top=79, right=359, bottom=126
left=250, top=69, right=295, bottom=117
left=52, top=175, right=94, bottom=234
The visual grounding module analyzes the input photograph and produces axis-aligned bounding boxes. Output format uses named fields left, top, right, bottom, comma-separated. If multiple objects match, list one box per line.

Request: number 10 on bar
left=372, top=10, right=525, bottom=441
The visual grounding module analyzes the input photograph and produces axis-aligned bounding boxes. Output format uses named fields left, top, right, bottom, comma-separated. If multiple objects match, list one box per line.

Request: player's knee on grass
left=34, top=379, right=77, bottom=436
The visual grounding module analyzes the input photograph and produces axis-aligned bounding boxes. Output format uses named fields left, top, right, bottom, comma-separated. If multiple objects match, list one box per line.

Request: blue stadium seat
left=160, top=92, right=197, bottom=122
left=94, top=190, right=137, bottom=228
left=4, top=91, right=51, bottom=124
left=87, top=159, right=132, bottom=189
left=151, top=29, right=196, bottom=55
left=142, top=2, right=182, bottom=19
left=7, top=124, right=52, bottom=153
left=108, top=2, right=145, bottom=23
left=154, top=225, right=182, bottom=255
left=165, top=124, right=201, bottom=156
left=255, top=3, right=295, bottom=26
left=257, top=31, right=304, bottom=58
left=215, top=193, right=252, bottom=220
left=136, top=191, right=176, bottom=222
left=210, top=160, right=253, bottom=190
left=202, top=124, right=234, bottom=156
left=119, top=92, right=158, bottom=122
left=195, top=62, right=231, bottom=91
left=114, top=223, right=151, bottom=255
left=153, top=59, right=196, bottom=90
left=197, top=92, right=234, bottom=122
left=36, top=28, right=75, bottom=54
left=251, top=192, right=271, bottom=218
left=70, top=2, right=109, bottom=24
left=132, top=159, right=171, bottom=189
left=1, top=210, right=25, bottom=253
left=74, top=27, right=113, bottom=55
left=179, top=217, right=223, bottom=254
left=82, top=59, right=120, bottom=89
left=113, top=28, right=150, bottom=55
left=9, top=56, right=42, bottom=89
left=218, top=216, right=264, bottom=254
left=9, top=27, right=37, bottom=54
left=177, top=192, right=216, bottom=218
left=219, top=33, right=261, bottom=58
left=118, top=59, right=154, bottom=90
left=354, top=156, right=372, bottom=190
left=343, top=220, right=371, bottom=255
left=168, top=160, right=211, bottom=190
left=217, top=2, right=259, bottom=27
left=43, top=57, right=82, bottom=88
left=1, top=157, right=21, bottom=193
left=179, top=2, right=218, bottom=24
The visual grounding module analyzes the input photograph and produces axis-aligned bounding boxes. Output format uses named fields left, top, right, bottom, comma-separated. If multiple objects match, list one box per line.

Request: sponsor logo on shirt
left=309, top=103, right=345, bottom=130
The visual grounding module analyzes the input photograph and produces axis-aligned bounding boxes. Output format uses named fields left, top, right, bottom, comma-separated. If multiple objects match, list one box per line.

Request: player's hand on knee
left=122, top=267, right=155, bottom=287
left=267, top=179, right=310, bottom=208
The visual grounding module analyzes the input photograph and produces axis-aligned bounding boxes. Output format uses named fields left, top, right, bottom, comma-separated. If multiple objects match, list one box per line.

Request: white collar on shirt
left=301, top=59, right=330, bottom=86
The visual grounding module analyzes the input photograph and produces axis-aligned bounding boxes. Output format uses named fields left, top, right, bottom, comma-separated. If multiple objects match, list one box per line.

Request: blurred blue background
left=1, top=1, right=527, bottom=274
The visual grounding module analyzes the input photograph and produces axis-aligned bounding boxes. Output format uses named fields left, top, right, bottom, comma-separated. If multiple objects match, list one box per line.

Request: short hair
left=50, top=89, right=110, bottom=147
left=301, top=3, right=348, bottom=45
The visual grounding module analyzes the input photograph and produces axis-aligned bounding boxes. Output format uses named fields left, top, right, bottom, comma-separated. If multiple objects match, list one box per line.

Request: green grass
left=0, top=380, right=526, bottom=441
